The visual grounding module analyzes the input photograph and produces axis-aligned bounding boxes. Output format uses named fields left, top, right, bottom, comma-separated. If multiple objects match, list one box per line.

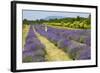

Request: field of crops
left=22, top=24, right=91, bottom=63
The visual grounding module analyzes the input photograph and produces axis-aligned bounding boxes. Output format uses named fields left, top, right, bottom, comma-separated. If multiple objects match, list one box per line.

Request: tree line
left=23, top=15, right=91, bottom=29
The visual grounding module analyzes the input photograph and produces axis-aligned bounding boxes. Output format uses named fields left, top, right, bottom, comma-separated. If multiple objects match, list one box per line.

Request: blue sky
left=23, top=10, right=90, bottom=20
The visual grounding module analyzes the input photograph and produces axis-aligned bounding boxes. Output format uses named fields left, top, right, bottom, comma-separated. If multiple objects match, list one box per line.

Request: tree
left=76, top=16, right=80, bottom=21
left=23, top=19, right=28, bottom=24
left=87, top=14, right=91, bottom=24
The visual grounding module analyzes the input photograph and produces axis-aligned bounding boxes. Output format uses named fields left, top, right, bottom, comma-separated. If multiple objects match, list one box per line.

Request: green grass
left=22, top=24, right=30, bottom=49
left=23, top=56, right=33, bottom=62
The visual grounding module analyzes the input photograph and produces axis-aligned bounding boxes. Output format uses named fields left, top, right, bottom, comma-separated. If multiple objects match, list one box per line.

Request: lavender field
left=22, top=10, right=91, bottom=63
left=22, top=24, right=91, bottom=62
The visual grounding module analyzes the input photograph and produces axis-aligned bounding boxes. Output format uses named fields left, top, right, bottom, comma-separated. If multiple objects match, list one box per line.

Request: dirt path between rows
left=33, top=27, right=71, bottom=61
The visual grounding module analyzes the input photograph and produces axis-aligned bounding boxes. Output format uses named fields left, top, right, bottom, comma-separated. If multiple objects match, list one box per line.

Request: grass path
left=22, top=25, right=30, bottom=49
left=33, top=27, right=71, bottom=61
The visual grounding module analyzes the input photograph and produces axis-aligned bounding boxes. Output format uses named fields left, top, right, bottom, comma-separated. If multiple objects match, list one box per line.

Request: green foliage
left=23, top=19, right=29, bottom=24
left=79, top=37, right=84, bottom=43
left=23, top=56, right=33, bottom=62
left=23, top=16, right=91, bottom=29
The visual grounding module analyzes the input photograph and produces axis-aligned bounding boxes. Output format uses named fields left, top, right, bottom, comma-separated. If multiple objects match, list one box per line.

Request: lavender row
left=22, top=25, right=46, bottom=62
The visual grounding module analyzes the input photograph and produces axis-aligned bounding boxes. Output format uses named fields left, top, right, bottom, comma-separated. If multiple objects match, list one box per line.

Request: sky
left=23, top=10, right=90, bottom=20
